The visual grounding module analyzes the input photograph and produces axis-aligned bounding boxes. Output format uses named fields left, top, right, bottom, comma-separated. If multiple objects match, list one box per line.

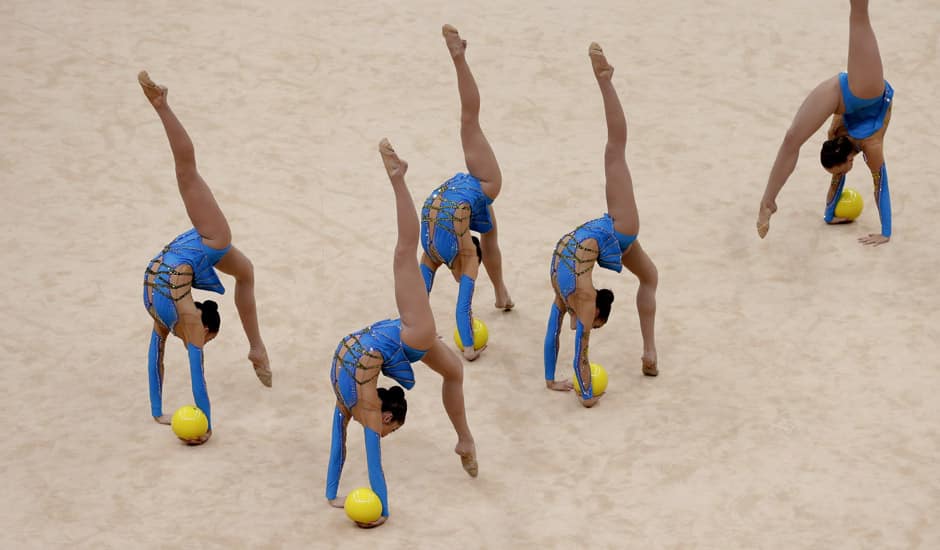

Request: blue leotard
left=143, top=228, right=230, bottom=331
left=330, top=319, right=423, bottom=410
left=839, top=72, right=893, bottom=140
left=550, top=214, right=635, bottom=303
left=420, top=173, right=494, bottom=267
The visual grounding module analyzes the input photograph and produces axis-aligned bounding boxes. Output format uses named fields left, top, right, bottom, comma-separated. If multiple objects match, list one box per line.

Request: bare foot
left=826, top=217, right=854, bottom=225
left=138, top=71, right=168, bottom=107
left=546, top=379, right=574, bottom=392
left=581, top=395, right=602, bottom=408
left=153, top=414, right=172, bottom=425
left=589, top=42, right=614, bottom=80
left=494, top=286, right=514, bottom=311
left=642, top=353, right=658, bottom=377
left=455, top=440, right=478, bottom=478
left=379, top=138, right=408, bottom=179
left=249, top=348, right=272, bottom=387
left=442, top=24, right=467, bottom=58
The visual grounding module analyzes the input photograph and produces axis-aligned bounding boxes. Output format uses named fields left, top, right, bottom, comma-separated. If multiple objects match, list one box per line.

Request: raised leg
left=847, top=0, right=885, bottom=99
left=139, top=71, right=231, bottom=249
left=443, top=25, right=502, bottom=200
left=621, top=241, right=658, bottom=375
left=380, top=139, right=437, bottom=351
left=589, top=44, right=639, bottom=236
left=420, top=338, right=478, bottom=477
left=478, top=205, right=513, bottom=310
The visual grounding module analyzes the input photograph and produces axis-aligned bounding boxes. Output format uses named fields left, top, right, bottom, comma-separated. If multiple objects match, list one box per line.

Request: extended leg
left=139, top=71, right=232, bottom=249
left=443, top=25, right=502, bottom=199
left=479, top=206, right=513, bottom=310
left=590, top=43, right=639, bottom=236
left=847, top=0, right=885, bottom=98
left=420, top=339, right=478, bottom=477
left=380, top=139, right=436, bottom=350
left=621, top=241, right=658, bottom=376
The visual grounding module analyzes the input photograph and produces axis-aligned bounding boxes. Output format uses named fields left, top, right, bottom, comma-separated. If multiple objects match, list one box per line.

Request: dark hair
left=471, top=235, right=483, bottom=264
left=195, top=300, right=221, bottom=333
left=820, top=136, right=858, bottom=169
left=377, top=386, right=408, bottom=425
left=596, top=289, right=614, bottom=322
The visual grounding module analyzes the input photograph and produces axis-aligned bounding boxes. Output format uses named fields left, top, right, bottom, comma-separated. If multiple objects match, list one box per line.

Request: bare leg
left=589, top=44, right=639, bottom=236
left=479, top=206, right=513, bottom=310
left=139, top=71, right=231, bottom=249
left=847, top=0, right=885, bottom=98
left=214, top=246, right=271, bottom=386
left=621, top=241, right=658, bottom=376
left=443, top=25, right=502, bottom=199
left=420, top=338, right=478, bottom=477
left=379, top=139, right=436, bottom=350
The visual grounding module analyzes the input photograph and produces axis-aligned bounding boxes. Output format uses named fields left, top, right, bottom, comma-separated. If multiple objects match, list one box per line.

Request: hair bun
left=389, top=386, right=404, bottom=398
left=202, top=300, right=219, bottom=312
left=377, top=387, right=389, bottom=398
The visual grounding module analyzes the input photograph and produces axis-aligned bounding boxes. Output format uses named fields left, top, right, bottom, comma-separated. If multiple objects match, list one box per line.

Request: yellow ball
left=572, top=363, right=608, bottom=396
left=834, top=187, right=864, bottom=220
left=171, top=405, right=208, bottom=441
left=453, top=318, right=488, bottom=351
left=344, top=487, right=383, bottom=524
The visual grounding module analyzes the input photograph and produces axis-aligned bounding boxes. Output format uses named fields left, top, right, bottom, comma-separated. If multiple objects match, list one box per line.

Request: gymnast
left=757, top=0, right=893, bottom=246
left=543, top=44, right=659, bottom=407
left=420, top=25, right=514, bottom=361
left=139, top=72, right=272, bottom=445
left=326, top=140, right=478, bottom=527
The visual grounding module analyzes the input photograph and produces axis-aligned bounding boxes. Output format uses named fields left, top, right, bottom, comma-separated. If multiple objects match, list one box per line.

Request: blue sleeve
left=543, top=303, right=562, bottom=381
left=364, top=426, right=389, bottom=517
left=186, top=343, right=212, bottom=431
left=456, top=275, right=476, bottom=349
left=420, top=263, right=436, bottom=294
left=573, top=319, right=592, bottom=400
left=148, top=329, right=166, bottom=418
left=876, top=163, right=891, bottom=237
left=325, top=406, right=346, bottom=501
left=823, top=173, right=847, bottom=222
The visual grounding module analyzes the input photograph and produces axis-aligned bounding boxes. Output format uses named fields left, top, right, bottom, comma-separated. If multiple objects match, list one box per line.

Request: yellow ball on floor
left=171, top=405, right=208, bottom=441
left=572, top=363, right=608, bottom=395
left=344, top=487, right=383, bottom=524
left=834, top=187, right=864, bottom=220
left=453, top=318, right=488, bottom=351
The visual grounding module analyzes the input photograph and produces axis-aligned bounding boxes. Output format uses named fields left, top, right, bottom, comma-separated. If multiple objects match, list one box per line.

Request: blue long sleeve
left=456, top=275, right=476, bottom=350
left=824, top=173, right=847, bottom=222
left=543, top=303, right=562, bottom=381
left=876, top=163, right=891, bottom=237
left=325, top=406, right=346, bottom=501
left=364, top=427, right=389, bottom=517
left=147, top=330, right=166, bottom=417
left=573, top=319, right=592, bottom=400
left=186, top=343, right=212, bottom=431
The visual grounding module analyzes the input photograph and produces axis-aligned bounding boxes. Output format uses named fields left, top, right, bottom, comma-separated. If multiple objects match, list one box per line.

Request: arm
left=326, top=405, right=351, bottom=507
left=571, top=290, right=599, bottom=407
left=544, top=296, right=572, bottom=391
left=353, top=374, right=390, bottom=524
left=827, top=114, right=846, bottom=139
left=758, top=77, right=841, bottom=238
left=179, top=311, right=212, bottom=441
left=214, top=245, right=272, bottom=386
left=148, top=323, right=170, bottom=422
left=456, top=241, right=482, bottom=360
left=859, top=151, right=891, bottom=245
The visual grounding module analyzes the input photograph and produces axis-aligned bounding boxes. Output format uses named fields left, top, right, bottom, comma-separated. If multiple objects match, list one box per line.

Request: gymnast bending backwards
left=139, top=72, right=272, bottom=445
left=326, top=140, right=478, bottom=528
left=543, top=44, right=659, bottom=408
left=757, top=0, right=894, bottom=246
left=420, top=25, right=514, bottom=361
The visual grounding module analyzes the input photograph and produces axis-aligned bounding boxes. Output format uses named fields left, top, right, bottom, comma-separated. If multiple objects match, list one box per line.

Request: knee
left=639, top=262, right=658, bottom=289
left=175, top=165, right=200, bottom=186
left=236, top=256, right=255, bottom=283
